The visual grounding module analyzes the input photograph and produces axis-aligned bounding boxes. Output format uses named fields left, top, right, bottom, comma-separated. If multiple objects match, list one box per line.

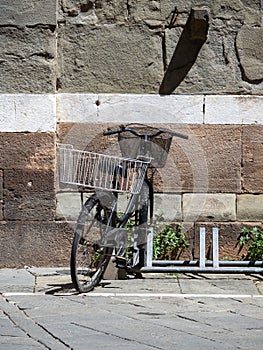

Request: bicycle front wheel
left=70, top=193, right=114, bottom=293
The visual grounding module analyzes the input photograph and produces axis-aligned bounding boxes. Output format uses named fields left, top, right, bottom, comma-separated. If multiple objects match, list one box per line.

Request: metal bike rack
left=141, top=227, right=263, bottom=274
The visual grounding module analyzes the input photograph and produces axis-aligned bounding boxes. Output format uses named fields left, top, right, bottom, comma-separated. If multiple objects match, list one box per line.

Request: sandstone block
left=58, top=24, right=163, bottom=93
left=183, top=194, right=236, bottom=222
left=242, top=125, right=263, bottom=193
left=57, top=123, right=241, bottom=194
left=0, top=27, right=56, bottom=93
left=190, top=125, right=242, bottom=193
left=236, top=26, right=263, bottom=82
left=0, top=94, right=56, bottom=132
left=0, top=0, right=57, bottom=26
left=0, top=132, right=55, bottom=170
left=237, top=194, right=263, bottom=221
left=4, top=169, right=56, bottom=221
left=0, top=221, right=73, bottom=268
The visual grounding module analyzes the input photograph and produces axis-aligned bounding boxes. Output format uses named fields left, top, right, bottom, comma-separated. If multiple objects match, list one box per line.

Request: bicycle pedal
left=113, top=256, right=129, bottom=269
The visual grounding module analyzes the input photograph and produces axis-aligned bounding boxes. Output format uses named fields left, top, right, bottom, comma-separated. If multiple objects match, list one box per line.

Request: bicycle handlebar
left=103, top=125, right=188, bottom=140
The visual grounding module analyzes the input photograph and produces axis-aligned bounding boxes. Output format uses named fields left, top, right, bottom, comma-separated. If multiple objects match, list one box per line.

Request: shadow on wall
left=159, top=7, right=210, bottom=95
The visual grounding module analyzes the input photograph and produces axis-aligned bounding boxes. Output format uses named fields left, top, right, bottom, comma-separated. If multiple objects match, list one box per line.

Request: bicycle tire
left=70, top=193, right=114, bottom=293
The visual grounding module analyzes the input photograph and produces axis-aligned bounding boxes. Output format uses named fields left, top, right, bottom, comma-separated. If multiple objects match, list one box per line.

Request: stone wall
left=1, top=0, right=263, bottom=267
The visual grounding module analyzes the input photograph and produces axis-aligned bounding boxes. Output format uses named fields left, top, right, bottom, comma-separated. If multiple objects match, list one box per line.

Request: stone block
left=0, top=221, right=73, bottom=268
left=0, top=132, right=55, bottom=170
left=0, top=94, right=56, bottom=132
left=57, top=123, right=241, bottom=194
left=190, top=125, right=242, bottom=193
left=57, top=93, right=98, bottom=123
left=242, top=125, right=263, bottom=193
left=165, top=26, right=244, bottom=94
left=205, top=95, right=263, bottom=125
left=57, top=93, right=204, bottom=123
left=56, top=192, right=82, bottom=221
left=0, top=0, right=57, bottom=26
left=194, top=222, right=249, bottom=261
left=154, top=193, right=182, bottom=221
left=0, top=27, right=56, bottom=93
left=98, top=94, right=204, bottom=124
left=236, top=26, right=263, bottom=82
left=4, top=169, right=56, bottom=221
left=58, top=24, right=163, bottom=93
left=237, top=194, right=263, bottom=221
left=183, top=194, right=236, bottom=222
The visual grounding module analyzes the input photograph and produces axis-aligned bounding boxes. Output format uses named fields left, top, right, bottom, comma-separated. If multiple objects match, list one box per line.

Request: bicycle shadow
left=159, top=7, right=209, bottom=94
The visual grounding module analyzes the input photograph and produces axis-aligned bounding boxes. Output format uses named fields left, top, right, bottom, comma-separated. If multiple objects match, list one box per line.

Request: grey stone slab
left=58, top=24, right=163, bottom=94
left=178, top=274, right=259, bottom=295
left=0, top=269, right=35, bottom=293
left=0, top=26, right=56, bottom=93
left=3, top=288, right=263, bottom=350
left=0, top=295, right=69, bottom=350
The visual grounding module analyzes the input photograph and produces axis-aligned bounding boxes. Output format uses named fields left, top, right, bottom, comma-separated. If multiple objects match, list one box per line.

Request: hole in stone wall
left=80, top=1, right=93, bottom=12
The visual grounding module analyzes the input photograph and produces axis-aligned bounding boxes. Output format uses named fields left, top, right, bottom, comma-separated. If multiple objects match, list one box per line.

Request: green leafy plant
left=153, top=223, right=189, bottom=260
left=239, top=226, right=263, bottom=260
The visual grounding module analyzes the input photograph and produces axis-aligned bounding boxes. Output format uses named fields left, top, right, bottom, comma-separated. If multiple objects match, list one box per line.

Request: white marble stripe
left=57, top=93, right=204, bottom=124
left=205, top=95, right=263, bottom=125
left=0, top=94, right=56, bottom=132
left=1, top=94, right=263, bottom=131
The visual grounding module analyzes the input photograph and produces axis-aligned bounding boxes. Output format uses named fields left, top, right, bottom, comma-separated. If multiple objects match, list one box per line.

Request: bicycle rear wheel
left=70, top=193, right=114, bottom=293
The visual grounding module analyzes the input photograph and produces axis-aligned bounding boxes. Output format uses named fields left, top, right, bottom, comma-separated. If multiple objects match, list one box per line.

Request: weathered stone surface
left=211, top=1, right=261, bottom=25
left=194, top=222, right=249, bottom=261
left=60, top=0, right=128, bottom=24
left=236, top=26, right=263, bottom=82
left=242, top=125, right=263, bottom=193
left=0, top=221, right=73, bottom=268
left=237, top=194, right=263, bottom=221
left=4, top=169, right=56, bottom=221
left=0, top=133, right=55, bottom=170
left=183, top=194, right=236, bottom=222
left=0, top=0, right=57, bottom=26
left=165, top=26, right=247, bottom=94
left=190, top=125, right=242, bottom=193
left=0, top=27, right=56, bottom=93
left=58, top=24, right=163, bottom=93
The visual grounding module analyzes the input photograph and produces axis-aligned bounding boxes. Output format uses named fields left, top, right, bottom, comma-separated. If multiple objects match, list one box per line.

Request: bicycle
left=58, top=124, right=188, bottom=293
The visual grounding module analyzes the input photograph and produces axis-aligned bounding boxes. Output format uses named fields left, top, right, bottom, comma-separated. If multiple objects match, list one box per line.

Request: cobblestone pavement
left=0, top=268, right=263, bottom=349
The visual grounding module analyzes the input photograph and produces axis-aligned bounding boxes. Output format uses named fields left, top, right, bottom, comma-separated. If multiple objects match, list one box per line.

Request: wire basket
left=58, top=144, right=150, bottom=194
left=118, top=124, right=173, bottom=168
